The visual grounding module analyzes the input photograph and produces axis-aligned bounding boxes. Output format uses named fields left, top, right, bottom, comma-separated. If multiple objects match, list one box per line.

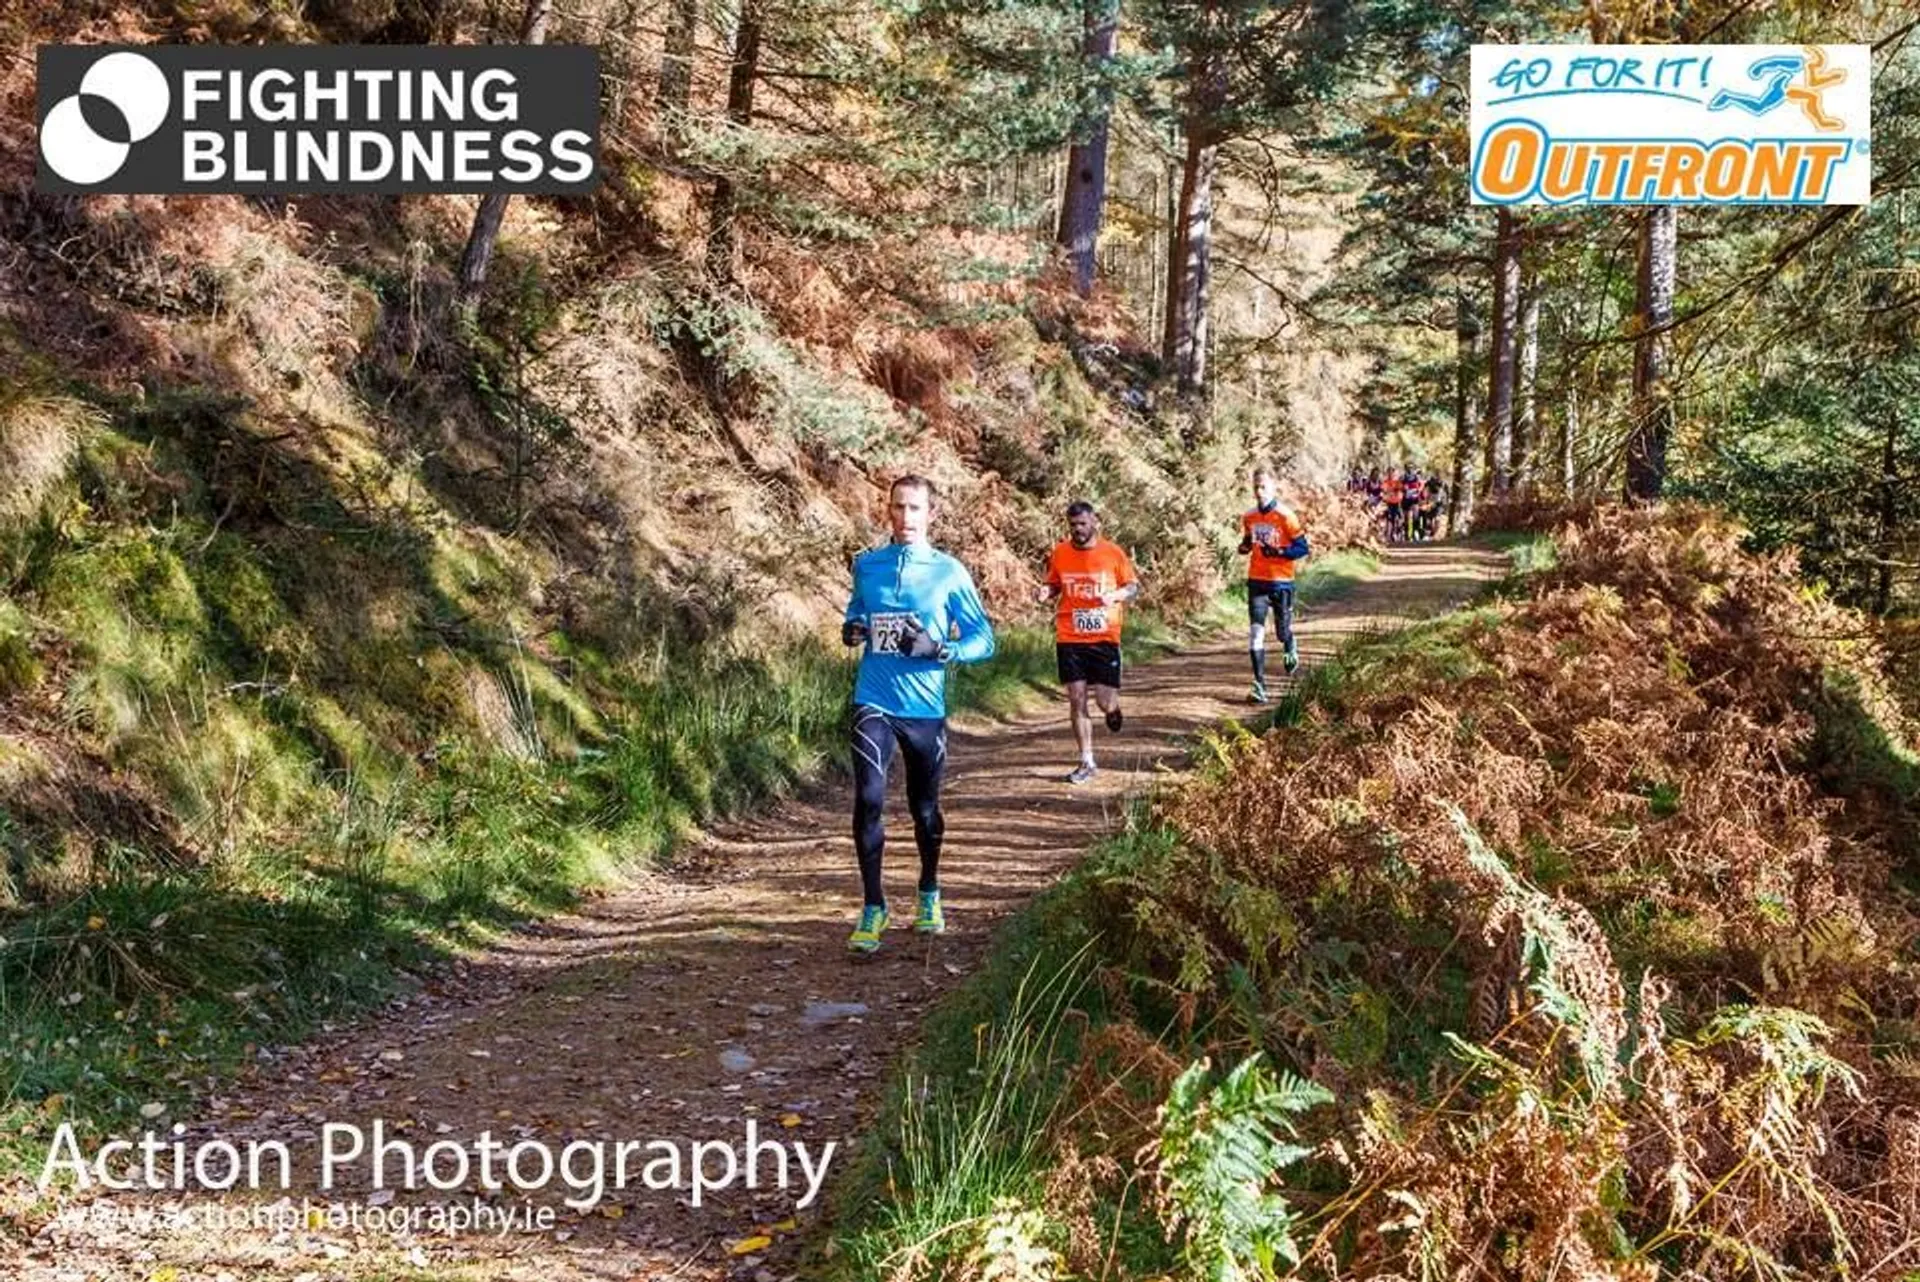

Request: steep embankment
left=831, top=506, right=1920, bottom=1282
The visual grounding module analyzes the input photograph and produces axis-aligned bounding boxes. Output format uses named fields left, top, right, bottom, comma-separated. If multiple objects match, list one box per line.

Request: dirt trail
left=15, top=544, right=1505, bottom=1282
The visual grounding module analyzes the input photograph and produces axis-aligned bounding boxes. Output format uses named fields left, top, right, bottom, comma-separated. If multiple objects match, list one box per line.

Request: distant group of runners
left=1348, top=464, right=1446, bottom=544
left=837, top=468, right=1311, bottom=954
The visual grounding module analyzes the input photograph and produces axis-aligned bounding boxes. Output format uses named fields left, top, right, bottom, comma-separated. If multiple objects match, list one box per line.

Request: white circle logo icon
left=40, top=52, right=171, bottom=185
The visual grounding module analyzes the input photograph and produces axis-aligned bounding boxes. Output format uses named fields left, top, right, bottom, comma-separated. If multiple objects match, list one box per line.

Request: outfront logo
left=1707, top=47, right=1847, bottom=130
left=1468, top=44, right=1871, bottom=207
left=36, top=44, right=599, bottom=195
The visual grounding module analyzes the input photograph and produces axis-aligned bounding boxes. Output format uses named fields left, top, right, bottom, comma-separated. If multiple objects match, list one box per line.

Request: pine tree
left=1056, top=0, right=1121, bottom=295
left=455, top=0, right=555, bottom=312
left=1134, top=0, right=1354, bottom=396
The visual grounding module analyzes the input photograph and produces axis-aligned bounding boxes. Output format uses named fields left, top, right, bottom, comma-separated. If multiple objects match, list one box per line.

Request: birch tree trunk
left=1625, top=205, right=1677, bottom=502
left=1450, top=293, right=1482, bottom=535
left=1483, top=207, right=1521, bottom=497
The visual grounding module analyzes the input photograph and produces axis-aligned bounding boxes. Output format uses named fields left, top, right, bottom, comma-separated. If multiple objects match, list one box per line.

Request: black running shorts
left=1056, top=641, right=1122, bottom=688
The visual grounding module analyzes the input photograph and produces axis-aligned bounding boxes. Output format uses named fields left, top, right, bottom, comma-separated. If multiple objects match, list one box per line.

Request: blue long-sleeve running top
left=844, top=541, right=996, bottom=719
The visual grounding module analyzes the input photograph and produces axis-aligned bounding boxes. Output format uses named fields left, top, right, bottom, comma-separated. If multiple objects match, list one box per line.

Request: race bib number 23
left=868, top=611, right=916, bottom=655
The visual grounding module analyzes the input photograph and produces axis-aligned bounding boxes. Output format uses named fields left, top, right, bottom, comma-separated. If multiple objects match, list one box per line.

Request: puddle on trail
left=800, top=1000, right=869, bottom=1027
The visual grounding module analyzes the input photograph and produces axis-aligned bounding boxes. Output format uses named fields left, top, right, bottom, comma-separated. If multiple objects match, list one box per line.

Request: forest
left=0, top=0, right=1917, bottom=1279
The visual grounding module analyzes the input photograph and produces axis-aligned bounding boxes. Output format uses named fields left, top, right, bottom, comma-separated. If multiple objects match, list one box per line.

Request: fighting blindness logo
left=40, top=51, right=170, bottom=185
left=1467, top=43, right=1871, bottom=207
left=36, top=44, right=600, bottom=195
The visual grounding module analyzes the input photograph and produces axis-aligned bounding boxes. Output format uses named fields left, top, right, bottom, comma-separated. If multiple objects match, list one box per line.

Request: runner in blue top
left=840, top=475, right=996, bottom=954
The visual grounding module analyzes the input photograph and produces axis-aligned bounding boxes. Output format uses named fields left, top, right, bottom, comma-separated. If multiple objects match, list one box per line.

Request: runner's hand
left=842, top=619, right=868, bottom=647
left=899, top=617, right=949, bottom=661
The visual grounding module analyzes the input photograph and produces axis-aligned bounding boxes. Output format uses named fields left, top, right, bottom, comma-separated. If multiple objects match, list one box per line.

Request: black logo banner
left=37, top=45, right=600, bottom=195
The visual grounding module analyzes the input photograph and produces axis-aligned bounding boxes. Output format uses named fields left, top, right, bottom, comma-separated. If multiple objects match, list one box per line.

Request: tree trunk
left=454, top=0, right=554, bottom=312
left=1056, top=0, right=1118, bottom=297
left=1161, top=125, right=1217, bottom=397
left=1148, top=164, right=1169, bottom=342
left=1562, top=379, right=1579, bottom=496
left=602, top=0, right=642, bottom=135
left=1514, top=282, right=1539, bottom=489
left=658, top=0, right=699, bottom=141
left=1450, top=292, right=1482, bottom=536
left=705, top=0, right=762, bottom=282
left=1484, top=207, right=1521, bottom=497
left=1626, top=205, right=1677, bottom=502
left=1876, top=414, right=1898, bottom=615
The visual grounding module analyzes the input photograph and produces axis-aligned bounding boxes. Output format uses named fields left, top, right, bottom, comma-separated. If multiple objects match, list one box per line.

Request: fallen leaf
left=729, top=1235, right=772, bottom=1255
left=779, top=1113, right=803, bottom=1128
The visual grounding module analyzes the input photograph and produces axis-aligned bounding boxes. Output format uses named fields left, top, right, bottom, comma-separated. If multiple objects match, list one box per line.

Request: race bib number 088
left=1071, top=608, right=1108, bottom=635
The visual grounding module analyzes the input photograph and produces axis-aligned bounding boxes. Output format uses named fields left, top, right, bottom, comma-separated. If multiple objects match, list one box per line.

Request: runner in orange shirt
left=1379, top=466, right=1407, bottom=543
left=1037, top=500, right=1139, bottom=784
left=1238, top=467, right=1309, bottom=704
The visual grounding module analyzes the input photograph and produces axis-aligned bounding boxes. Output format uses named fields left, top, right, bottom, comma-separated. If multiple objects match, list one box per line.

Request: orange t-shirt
left=1381, top=475, right=1405, bottom=504
left=1241, top=504, right=1305, bottom=583
left=1046, top=538, right=1137, bottom=644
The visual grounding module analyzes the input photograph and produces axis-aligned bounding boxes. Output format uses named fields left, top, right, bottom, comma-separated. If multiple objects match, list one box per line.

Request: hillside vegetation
left=0, top=1, right=1377, bottom=1167
left=836, top=505, right=1920, bottom=1280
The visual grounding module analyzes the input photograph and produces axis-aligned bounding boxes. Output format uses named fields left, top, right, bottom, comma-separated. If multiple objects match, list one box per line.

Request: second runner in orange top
left=1047, top=537, right=1137, bottom=644
left=1038, top=501, right=1140, bottom=785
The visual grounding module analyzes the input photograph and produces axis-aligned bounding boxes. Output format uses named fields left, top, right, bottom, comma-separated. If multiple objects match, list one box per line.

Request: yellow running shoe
left=913, top=889, right=945, bottom=934
left=848, top=904, right=889, bottom=954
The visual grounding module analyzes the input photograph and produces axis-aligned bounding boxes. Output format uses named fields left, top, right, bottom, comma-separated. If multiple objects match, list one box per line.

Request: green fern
left=1445, top=803, right=1623, bottom=1100
left=1683, top=1004, right=1863, bottom=1162
left=966, top=1199, right=1067, bottom=1282
left=1154, top=1053, right=1332, bottom=1281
